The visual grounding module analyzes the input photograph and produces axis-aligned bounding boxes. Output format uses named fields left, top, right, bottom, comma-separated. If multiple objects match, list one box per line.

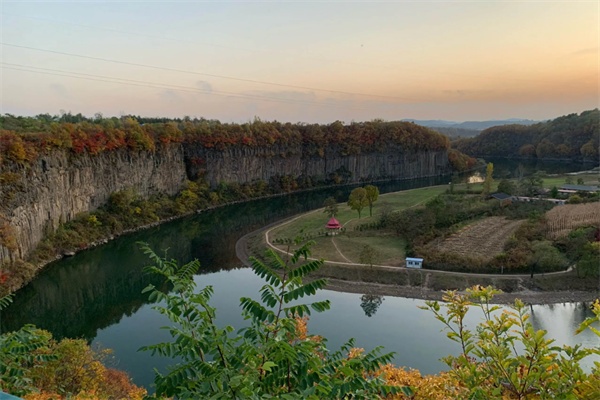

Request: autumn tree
left=323, top=196, right=339, bottom=218
left=348, top=187, right=368, bottom=218
left=364, top=185, right=380, bottom=217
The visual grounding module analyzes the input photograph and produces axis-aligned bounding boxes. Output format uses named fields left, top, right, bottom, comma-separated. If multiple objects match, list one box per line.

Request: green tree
left=322, top=196, right=338, bottom=218
left=577, top=243, right=600, bottom=278
left=364, top=185, right=380, bottom=217
left=529, top=240, right=569, bottom=272
left=497, top=179, right=516, bottom=195
left=139, top=242, right=406, bottom=399
left=359, top=244, right=378, bottom=267
left=482, top=162, right=494, bottom=196
left=348, top=187, right=368, bottom=219
left=518, top=172, right=544, bottom=196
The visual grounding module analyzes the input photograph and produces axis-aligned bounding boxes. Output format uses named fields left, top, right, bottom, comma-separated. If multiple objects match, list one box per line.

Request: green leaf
left=262, top=361, right=277, bottom=372
left=250, top=256, right=283, bottom=286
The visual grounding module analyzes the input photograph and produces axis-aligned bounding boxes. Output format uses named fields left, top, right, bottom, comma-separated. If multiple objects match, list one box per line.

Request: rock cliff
left=1, top=143, right=450, bottom=263
left=1, top=146, right=186, bottom=262
left=185, top=144, right=450, bottom=186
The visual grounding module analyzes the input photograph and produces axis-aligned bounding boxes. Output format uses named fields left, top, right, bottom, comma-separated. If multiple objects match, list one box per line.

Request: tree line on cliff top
left=0, top=114, right=477, bottom=170
left=452, top=109, right=599, bottom=162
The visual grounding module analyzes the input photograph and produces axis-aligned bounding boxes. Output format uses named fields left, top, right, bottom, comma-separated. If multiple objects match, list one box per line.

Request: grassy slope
left=269, top=186, right=446, bottom=264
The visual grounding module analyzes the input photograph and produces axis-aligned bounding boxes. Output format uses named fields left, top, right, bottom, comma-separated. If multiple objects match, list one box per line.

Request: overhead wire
left=1, top=42, right=423, bottom=102
left=0, top=62, right=383, bottom=109
left=0, top=12, right=416, bottom=74
left=0, top=11, right=553, bottom=85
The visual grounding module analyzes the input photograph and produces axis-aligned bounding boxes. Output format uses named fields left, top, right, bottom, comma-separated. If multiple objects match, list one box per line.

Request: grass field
left=268, top=186, right=446, bottom=264
left=269, top=185, right=446, bottom=241
left=542, top=173, right=599, bottom=189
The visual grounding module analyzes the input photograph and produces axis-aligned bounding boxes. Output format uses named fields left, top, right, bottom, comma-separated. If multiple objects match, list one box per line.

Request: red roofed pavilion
left=326, top=217, right=341, bottom=235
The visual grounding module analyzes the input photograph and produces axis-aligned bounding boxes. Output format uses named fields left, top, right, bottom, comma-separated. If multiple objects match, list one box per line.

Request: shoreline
left=235, top=217, right=600, bottom=306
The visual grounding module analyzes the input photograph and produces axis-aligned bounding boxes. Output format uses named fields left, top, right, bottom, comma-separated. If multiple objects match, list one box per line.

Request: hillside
left=452, top=109, right=599, bottom=162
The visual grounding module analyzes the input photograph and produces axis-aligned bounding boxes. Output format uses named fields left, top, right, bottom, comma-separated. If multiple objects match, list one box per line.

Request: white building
left=406, top=257, right=423, bottom=269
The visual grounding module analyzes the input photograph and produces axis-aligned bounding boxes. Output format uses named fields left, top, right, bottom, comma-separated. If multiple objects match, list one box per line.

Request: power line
left=1, top=42, right=423, bottom=102
left=0, top=63, right=385, bottom=110
left=0, top=12, right=555, bottom=86
left=0, top=11, right=414, bottom=74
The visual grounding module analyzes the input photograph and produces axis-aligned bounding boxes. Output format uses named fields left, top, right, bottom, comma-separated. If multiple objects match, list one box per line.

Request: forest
left=452, top=109, right=599, bottom=162
left=0, top=114, right=461, bottom=166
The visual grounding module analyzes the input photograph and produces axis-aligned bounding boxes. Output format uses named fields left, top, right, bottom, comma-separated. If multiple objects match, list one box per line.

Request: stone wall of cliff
left=185, top=144, right=450, bottom=187
left=0, top=143, right=451, bottom=263
left=0, top=146, right=186, bottom=262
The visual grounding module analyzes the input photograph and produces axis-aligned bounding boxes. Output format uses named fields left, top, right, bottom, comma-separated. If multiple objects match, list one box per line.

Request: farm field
left=545, top=203, right=600, bottom=239
left=431, top=217, right=524, bottom=261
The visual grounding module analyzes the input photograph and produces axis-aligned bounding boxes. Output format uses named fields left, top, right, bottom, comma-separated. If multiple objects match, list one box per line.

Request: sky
left=0, top=0, right=598, bottom=123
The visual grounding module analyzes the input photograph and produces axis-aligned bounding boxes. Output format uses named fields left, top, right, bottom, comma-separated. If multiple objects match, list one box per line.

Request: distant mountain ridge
left=404, top=118, right=540, bottom=131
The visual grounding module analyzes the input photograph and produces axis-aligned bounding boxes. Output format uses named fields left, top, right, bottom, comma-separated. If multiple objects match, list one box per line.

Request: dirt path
left=331, top=237, right=352, bottom=263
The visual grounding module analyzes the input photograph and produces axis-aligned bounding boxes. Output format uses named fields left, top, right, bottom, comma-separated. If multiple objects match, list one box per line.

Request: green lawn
left=542, top=173, right=599, bottom=189
left=268, top=185, right=445, bottom=265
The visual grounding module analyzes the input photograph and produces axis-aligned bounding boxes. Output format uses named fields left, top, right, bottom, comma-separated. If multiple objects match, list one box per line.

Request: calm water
left=2, top=164, right=598, bottom=390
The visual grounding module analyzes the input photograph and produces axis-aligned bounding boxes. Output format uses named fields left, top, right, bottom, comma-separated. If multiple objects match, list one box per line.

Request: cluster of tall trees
left=453, top=109, right=599, bottom=161
left=348, top=185, right=379, bottom=218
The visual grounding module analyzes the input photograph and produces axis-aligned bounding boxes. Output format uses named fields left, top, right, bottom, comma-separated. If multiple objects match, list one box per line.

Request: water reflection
left=360, top=294, right=385, bottom=317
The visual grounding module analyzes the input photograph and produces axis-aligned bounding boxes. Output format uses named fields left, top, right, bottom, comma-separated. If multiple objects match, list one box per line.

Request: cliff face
left=1, top=144, right=450, bottom=263
left=185, top=144, right=450, bottom=186
left=1, top=146, right=186, bottom=262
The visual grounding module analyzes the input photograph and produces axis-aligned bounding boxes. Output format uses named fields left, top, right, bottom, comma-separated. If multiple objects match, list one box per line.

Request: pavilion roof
left=326, top=217, right=341, bottom=229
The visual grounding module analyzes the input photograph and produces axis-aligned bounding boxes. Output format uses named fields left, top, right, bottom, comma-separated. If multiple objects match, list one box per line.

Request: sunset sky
left=1, top=1, right=598, bottom=123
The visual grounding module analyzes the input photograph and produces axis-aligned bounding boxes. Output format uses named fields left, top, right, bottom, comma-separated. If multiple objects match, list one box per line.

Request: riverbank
left=236, top=217, right=600, bottom=306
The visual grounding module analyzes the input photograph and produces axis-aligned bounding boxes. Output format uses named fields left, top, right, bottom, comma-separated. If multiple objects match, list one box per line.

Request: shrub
left=421, top=286, right=599, bottom=399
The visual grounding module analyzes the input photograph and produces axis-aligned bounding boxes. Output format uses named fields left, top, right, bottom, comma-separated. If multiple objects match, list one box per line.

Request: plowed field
left=434, top=217, right=524, bottom=260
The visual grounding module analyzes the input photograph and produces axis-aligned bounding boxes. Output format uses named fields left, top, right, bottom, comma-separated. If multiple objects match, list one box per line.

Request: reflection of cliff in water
left=1, top=177, right=446, bottom=341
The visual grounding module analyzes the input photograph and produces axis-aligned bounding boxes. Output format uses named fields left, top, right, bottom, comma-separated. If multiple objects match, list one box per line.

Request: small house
left=405, top=257, right=423, bottom=269
left=490, top=192, right=513, bottom=206
left=326, top=217, right=341, bottom=235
